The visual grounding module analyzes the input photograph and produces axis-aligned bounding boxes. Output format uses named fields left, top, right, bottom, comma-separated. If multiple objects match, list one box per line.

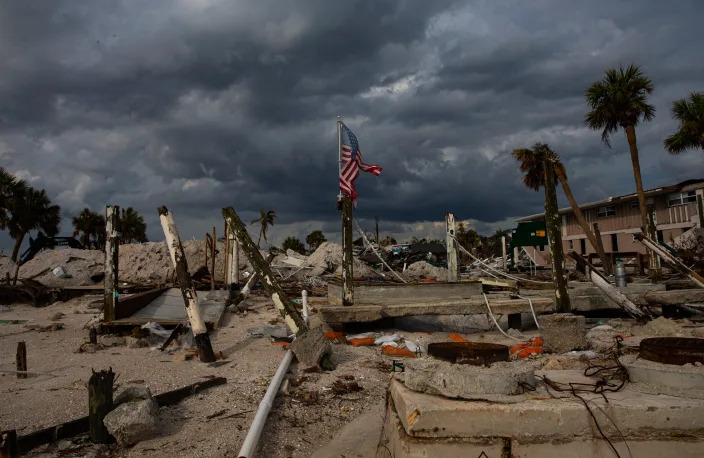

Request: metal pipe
left=302, top=290, right=309, bottom=325
left=238, top=350, right=294, bottom=458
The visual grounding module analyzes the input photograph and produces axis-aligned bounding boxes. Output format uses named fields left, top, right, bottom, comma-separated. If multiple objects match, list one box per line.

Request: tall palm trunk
left=544, top=159, right=571, bottom=312
left=555, top=169, right=612, bottom=275
left=625, top=125, right=660, bottom=280
left=10, top=232, right=25, bottom=262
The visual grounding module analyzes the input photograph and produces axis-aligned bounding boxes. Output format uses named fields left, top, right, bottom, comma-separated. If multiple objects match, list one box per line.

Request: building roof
left=516, top=179, right=704, bottom=222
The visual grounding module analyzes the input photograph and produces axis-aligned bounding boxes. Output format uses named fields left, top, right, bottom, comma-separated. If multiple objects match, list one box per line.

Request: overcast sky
left=0, top=0, right=702, bottom=252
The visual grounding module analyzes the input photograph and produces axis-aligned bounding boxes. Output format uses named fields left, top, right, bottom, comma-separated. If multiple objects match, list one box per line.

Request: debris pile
left=304, top=242, right=377, bottom=277
left=401, top=260, right=448, bottom=281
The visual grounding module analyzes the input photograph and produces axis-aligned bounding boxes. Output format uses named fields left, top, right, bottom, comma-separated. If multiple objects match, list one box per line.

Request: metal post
left=103, top=205, right=119, bottom=322
left=158, top=206, right=216, bottom=362
left=446, top=213, right=459, bottom=282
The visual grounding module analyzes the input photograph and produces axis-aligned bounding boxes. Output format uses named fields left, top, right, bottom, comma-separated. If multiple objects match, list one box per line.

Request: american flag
left=339, top=123, right=382, bottom=199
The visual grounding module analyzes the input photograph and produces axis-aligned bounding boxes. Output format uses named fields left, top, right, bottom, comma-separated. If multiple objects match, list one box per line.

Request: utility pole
left=341, top=196, right=354, bottom=306
left=543, top=159, right=571, bottom=312
left=103, top=205, right=119, bottom=322
left=158, top=206, right=216, bottom=362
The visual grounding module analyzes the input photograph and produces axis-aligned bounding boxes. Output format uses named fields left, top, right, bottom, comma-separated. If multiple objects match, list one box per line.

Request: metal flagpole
left=337, top=116, right=342, bottom=199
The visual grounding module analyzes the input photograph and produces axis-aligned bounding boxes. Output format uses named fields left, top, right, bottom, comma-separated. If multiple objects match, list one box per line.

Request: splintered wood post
left=446, top=213, right=459, bottom=282
left=88, top=368, right=114, bottom=444
left=569, top=251, right=647, bottom=319
left=543, top=159, right=571, bottom=313
left=501, top=235, right=508, bottom=271
left=158, top=206, right=216, bottom=363
left=341, top=196, right=354, bottom=306
left=222, top=207, right=307, bottom=334
left=233, top=234, right=240, bottom=285
left=223, top=221, right=230, bottom=285
left=89, top=328, right=97, bottom=345
left=635, top=233, right=704, bottom=288
left=211, top=227, right=216, bottom=290
left=0, top=430, right=18, bottom=458
left=15, top=342, right=26, bottom=379
left=103, top=205, right=119, bottom=322
left=647, top=207, right=662, bottom=281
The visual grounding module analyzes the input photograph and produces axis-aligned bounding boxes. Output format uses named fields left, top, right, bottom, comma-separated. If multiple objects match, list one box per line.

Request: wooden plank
left=114, top=288, right=169, bottom=320
left=327, top=280, right=483, bottom=306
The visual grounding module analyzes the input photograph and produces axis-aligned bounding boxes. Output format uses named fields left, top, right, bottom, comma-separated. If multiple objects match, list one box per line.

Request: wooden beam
left=635, top=233, right=704, bottom=288
left=88, top=369, right=114, bottom=444
left=446, top=213, right=459, bottom=282
left=158, top=206, right=216, bottom=363
left=15, top=342, right=26, bottom=380
left=341, top=196, right=354, bottom=306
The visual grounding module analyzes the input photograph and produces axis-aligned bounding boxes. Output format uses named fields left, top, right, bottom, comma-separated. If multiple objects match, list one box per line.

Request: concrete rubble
left=103, top=395, right=161, bottom=446
left=539, top=313, right=586, bottom=353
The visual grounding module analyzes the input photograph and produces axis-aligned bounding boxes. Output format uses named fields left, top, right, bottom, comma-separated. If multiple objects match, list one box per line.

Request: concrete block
left=103, top=398, right=160, bottom=446
left=389, top=376, right=704, bottom=440
left=290, top=327, right=335, bottom=370
left=327, top=280, right=482, bottom=306
left=403, top=359, right=535, bottom=399
left=540, top=313, right=586, bottom=353
left=621, top=354, right=704, bottom=399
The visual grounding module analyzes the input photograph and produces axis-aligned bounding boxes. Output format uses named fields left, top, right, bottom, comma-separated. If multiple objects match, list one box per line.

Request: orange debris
left=381, top=346, right=416, bottom=358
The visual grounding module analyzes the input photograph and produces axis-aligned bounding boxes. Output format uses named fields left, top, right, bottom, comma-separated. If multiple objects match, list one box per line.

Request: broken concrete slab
left=389, top=376, right=704, bottom=440
left=402, top=359, right=535, bottom=399
left=540, top=313, right=586, bottom=353
left=621, top=354, right=704, bottom=399
left=320, top=297, right=554, bottom=324
left=103, top=398, right=160, bottom=446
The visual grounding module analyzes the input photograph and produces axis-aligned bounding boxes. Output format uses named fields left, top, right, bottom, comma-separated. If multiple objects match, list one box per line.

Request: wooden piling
left=446, top=213, right=459, bottom=282
left=103, top=206, right=119, bottom=322
left=15, top=342, right=26, bottom=379
left=89, top=328, right=97, bottom=345
left=88, top=368, right=114, bottom=444
left=341, top=196, right=354, bottom=306
left=158, top=206, right=216, bottom=363
left=211, top=227, right=216, bottom=290
left=647, top=206, right=662, bottom=281
left=0, top=430, right=18, bottom=458
left=222, top=207, right=307, bottom=334
left=543, top=159, right=571, bottom=313
left=223, top=221, right=230, bottom=285
left=698, top=194, right=704, bottom=229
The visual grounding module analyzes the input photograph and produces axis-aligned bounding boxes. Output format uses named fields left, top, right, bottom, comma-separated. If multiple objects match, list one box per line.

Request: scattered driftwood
left=15, top=377, right=227, bottom=454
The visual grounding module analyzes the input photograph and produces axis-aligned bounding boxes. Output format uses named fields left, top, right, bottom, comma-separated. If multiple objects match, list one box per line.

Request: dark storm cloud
left=0, top=0, right=702, bottom=250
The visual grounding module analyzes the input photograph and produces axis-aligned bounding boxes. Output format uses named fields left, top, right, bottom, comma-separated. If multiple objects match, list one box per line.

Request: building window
left=657, top=230, right=664, bottom=243
left=597, top=205, right=616, bottom=218
left=539, top=245, right=545, bottom=252
left=584, top=210, right=592, bottom=222
left=631, top=200, right=639, bottom=208
left=611, top=234, right=619, bottom=252
left=569, top=240, right=574, bottom=249
left=565, top=214, right=572, bottom=224
left=668, top=191, right=696, bottom=207
left=580, top=239, right=586, bottom=255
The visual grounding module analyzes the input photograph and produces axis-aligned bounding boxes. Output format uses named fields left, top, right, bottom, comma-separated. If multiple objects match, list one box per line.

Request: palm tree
left=0, top=168, right=26, bottom=229
left=4, top=186, right=61, bottom=262
left=513, top=143, right=570, bottom=312
left=306, top=230, right=327, bottom=251
left=282, top=236, right=306, bottom=254
left=250, top=209, right=276, bottom=247
left=584, top=64, right=658, bottom=277
left=118, top=207, right=148, bottom=244
left=664, top=91, right=704, bottom=154
left=72, top=208, right=106, bottom=249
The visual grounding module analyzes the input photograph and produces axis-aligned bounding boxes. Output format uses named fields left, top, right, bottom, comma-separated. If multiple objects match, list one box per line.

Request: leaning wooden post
left=647, top=206, right=662, bottom=281
left=88, top=368, right=114, bottom=444
left=103, top=205, right=119, bottom=322
left=231, top=252, right=276, bottom=309
left=222, top=207, right=307, bottom=334
left=158, top=206, right=216, bottom=362
left=223, top=221, right=230, bottom=285
left=15, top=342, right=26, bottom=379
left=445, top=212, right=459, bottom=282
left=569, top=251, right=647, bottom=319
left=543, top=159, right=571, bottom=312
left=341, top=196, right=354, bottom=306
left=210, top=227, right=216, bottom=290
left=697, top=194, right=704, bottom=229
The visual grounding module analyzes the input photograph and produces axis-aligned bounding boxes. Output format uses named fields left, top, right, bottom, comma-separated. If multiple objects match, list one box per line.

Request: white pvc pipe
left=238, top=350, right=294, bottom=458
left=302, top=290, right=309, bottom=325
